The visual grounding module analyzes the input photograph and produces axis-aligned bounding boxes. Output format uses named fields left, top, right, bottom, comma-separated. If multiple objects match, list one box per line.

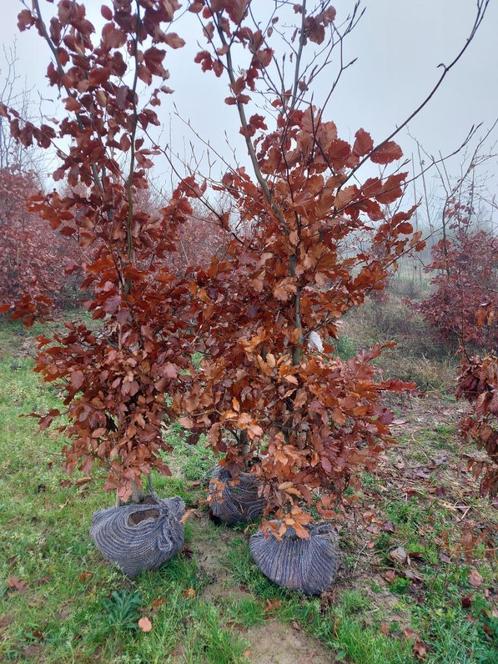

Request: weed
left=101, top=590, right=143, bottom=632
left=334, top=335, right=357, bottom=360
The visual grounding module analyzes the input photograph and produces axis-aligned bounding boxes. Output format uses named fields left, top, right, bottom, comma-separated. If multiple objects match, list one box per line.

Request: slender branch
left=125, top=0, right=141, bottom=272
left=339, top=0, right=491, bottom=189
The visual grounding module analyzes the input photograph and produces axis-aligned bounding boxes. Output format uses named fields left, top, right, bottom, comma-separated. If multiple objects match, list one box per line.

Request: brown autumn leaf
left=183, top=588, right=196, bottom=599
left=370, top=140, right=403, bottom=165
left=353, top=128, right=373, bottom=157
left=382, top=520, right=396, bottom=533
left=151, top=597, right=166, bottom=611
left=33, top=575, right=51, bottom=587
left=264, top=598, right=282, bottom=613
left=164, top=33, right=185, bottom=49
left=469, top=568, right=483, bottom=587
left=413, top=639, right=428, bottom=660
left=389, top=546, right=408, bottom=565
left=404, top=569, right=423, bottom=583
left=71, top=370, right=84, bottom=390
left=7, top=576, right=28, bottom=592
left=379, top=621, right=390, bottom=635
left=138, top=616, right=153, bottom=632
left=180, top=508, right=196, bottom=524
left=75, top=476, right=92, bottom=487
left=0, top=614, right=13, bottom=633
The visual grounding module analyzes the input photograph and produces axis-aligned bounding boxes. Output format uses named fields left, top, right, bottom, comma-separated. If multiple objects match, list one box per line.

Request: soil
left=244, top=621, right=335, bottom=664
left=189, top=513, right=252, bottom=601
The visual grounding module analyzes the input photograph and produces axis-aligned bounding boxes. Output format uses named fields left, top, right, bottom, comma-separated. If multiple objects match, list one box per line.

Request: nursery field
left=0, top=314, right=496, bottom=664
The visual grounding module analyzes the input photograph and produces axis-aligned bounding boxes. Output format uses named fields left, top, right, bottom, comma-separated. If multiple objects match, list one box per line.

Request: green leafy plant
left=101, top=590, right=143, bottom=632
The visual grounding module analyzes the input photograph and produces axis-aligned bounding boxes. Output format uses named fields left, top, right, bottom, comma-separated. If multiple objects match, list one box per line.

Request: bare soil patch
left=244, top=620, right=335, bottom=664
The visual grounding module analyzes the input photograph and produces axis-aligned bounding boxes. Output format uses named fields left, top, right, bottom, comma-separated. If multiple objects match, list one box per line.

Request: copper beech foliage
left=457, top=355, right=498, bottom=498
left=3, top=1, right=425, bottom=532
left=1, top=0, right=204, bottom=501
left=419, top=201, right=498, bottom=349
left=0, top=167, right=82, bottom=321
left=173, top=0, right=425, bottom=537
left=422, top=200, right=498, bottom=501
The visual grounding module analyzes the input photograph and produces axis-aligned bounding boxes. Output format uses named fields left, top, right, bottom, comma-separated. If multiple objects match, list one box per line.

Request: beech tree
left=419, top=221, right=498, bottom=348
left=0, top=167, right=83, bottom=319
left=1, top=0, right=206, bottom=502
left=1, top=0, right=490, bottom=522
left=173, top=0, right=490, bottom=537
left=457, top=354, right=498, bottom=499
left=177, top=0, right=425, bottom=536
left=417, top=127, right=498, bottom=349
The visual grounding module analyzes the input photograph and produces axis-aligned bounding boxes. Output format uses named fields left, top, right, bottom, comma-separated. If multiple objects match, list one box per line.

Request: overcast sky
left=1, top=0, right=497, bottom=213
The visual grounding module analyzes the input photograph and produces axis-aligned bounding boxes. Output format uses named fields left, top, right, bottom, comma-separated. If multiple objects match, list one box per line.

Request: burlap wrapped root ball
left=250, top=522, right=339, bottom=595
left=90, top=496, right=185, bottom=578
left=208, top=466, right=265, bottom=526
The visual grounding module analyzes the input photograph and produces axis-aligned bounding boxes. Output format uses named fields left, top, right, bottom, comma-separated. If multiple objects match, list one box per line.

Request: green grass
left=1, top=318, right=496, bottom=663
left=0, top=330, right=244, bottom=663
left=166, top=422, right=217, bottom=482
left=225, top=537, right=415, bottom=664
left=334, top=335, right=358, bottom=360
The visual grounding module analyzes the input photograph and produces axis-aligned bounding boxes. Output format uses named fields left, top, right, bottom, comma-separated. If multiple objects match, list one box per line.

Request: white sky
left=1, top=0, right=497, bottom=213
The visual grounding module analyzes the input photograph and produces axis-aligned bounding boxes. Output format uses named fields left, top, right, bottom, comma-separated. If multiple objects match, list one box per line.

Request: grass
left=0, top=334, right=244, bottom=663
left=1, top=317, right=497, bottom=663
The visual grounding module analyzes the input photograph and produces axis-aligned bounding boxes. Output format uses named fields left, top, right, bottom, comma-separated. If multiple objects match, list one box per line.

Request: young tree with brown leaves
left=1, top=0, right=206, bottom=503
left=175, top=0, right=491, bottom=543
left=1, top=1, right=491, bottom=564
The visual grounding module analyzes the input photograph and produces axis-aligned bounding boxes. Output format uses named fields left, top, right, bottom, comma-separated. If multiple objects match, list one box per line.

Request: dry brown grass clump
left=337, top=294, right=456, bottom=392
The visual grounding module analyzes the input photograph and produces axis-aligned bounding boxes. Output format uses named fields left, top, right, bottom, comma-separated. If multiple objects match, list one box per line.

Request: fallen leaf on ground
left=469, top=568, right=483, bottom=587
left=413, top=639, right=428, bottom=660
left=0, top=615, right=13, bottom=631
left=180, top=508, right=196, bottom=524
left=389, top=546, right=408, bottom=564
left=183, top=587, right=196, bottom=599
left=7, top=576, right=28, bottom=592
left=33, top=575, right=51, bottom=586
left=380, top=621, right=390, bottom=635
left=75, top=476, right=92, bottom=486
left=264, top=598, right=282, bottom=613
left=138, top=617, right=152, bottom=632
left=403, top=627, right=418, bottom=640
